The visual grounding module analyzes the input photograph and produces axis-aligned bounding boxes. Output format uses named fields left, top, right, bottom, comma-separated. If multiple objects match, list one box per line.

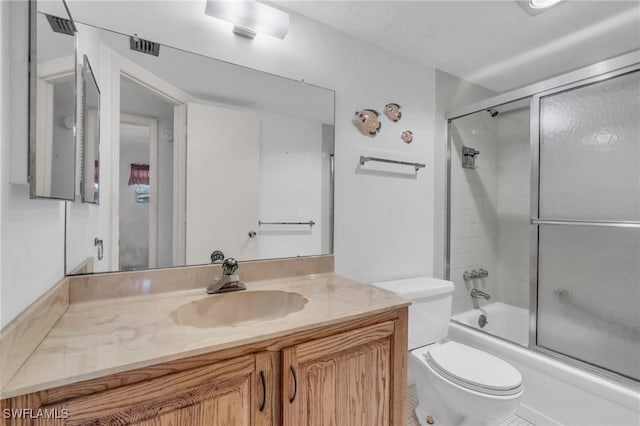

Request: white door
left=186, top=102, right=260, bottom=264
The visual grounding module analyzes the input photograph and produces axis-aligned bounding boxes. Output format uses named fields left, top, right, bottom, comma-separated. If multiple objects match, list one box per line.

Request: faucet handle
left=210, top=250, right=225, bottom=264
left=222, top=258, right=239, bottom=275
left=477, top=268, right=489, bottom=278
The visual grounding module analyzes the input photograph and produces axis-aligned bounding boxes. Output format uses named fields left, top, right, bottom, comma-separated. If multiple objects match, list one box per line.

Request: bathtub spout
left=470, top=288, right=491, bottom=300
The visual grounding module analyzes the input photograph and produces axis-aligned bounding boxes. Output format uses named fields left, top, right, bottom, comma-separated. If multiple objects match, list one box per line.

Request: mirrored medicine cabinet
left=29, top=0, right=77, bottom=201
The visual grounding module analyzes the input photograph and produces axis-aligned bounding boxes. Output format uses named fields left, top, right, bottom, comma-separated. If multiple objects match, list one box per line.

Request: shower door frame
left=444, top=50, right=640, bottom=388
left=529, top=64, right=640, bottom=388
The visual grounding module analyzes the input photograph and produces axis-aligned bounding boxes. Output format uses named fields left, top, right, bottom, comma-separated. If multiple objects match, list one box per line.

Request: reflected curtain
left=128, top=163, right=149, bottom=186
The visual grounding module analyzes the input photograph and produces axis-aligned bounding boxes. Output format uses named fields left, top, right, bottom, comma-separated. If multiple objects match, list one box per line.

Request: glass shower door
left=533, top=69, right=640, bottom=383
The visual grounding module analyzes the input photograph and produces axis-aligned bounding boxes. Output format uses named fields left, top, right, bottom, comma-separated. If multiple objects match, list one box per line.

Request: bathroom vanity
left=0, top=258, right=409, bottom=426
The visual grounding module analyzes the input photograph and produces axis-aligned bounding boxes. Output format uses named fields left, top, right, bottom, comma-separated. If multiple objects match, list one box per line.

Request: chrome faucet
left=207, top=258, right=247, bottom=294
left=470, top=288, right=491, bottom=300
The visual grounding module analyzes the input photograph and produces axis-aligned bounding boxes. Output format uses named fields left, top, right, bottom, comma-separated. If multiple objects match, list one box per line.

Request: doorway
left=117, top=76, right=173, bottom=270
left=118, top=114, right=157, bottom=270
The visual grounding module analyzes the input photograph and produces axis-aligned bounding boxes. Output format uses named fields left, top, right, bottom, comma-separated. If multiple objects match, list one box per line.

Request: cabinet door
left=254, top=351, right=281, bottom=426
left=38, top=355, right=255, bottom=426
left=282, top=321, right=396, bottom=426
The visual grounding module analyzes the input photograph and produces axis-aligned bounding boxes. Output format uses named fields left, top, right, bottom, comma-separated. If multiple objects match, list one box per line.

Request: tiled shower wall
left=449, top=114, right=500, bottom=314
left=496, top=108, right=530, bottom=309
left=446, top=108, right=531, bottom=314
left=433, top=70, right=532, bottom=314
left=433, top=70, right=495, bottom=284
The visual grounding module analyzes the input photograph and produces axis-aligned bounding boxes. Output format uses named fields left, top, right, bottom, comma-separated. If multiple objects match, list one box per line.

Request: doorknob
left=94, top=238, right=104, bottom=261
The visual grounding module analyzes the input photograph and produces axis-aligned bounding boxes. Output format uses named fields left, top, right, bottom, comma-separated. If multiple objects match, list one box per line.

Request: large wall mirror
left=66, top=23, right=335, bottom=275
left=29, top=0, right=77, bottom=200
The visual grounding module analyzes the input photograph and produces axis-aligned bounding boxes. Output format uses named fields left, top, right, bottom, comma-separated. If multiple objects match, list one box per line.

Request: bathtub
left=453, top=302, right=529, bottom=346
left=451, top=302, right=640, bottom=426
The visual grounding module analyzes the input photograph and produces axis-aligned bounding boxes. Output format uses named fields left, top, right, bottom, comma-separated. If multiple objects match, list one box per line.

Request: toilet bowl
left=410, top=342, right=523, bottom=426
left=371, top=276, right=523, bottom=426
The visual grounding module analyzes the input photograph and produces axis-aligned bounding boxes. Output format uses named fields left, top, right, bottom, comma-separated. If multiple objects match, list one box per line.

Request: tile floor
left=407, top=385, right=535, bottom=426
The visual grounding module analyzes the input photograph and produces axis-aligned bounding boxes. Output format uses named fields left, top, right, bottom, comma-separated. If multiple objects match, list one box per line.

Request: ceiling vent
left=45, top=14, right=74, bottom=36
left=129, top=36, right=160, bottom=57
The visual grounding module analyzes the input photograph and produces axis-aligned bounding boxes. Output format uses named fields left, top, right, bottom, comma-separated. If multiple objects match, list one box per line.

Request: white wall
left=259, top=112, right=323, bottom=259
left=156, top=117, right=174, bottom=268
left=1, top=1, right=439, bottom=327
left=1, top=1, right=66, bottom=328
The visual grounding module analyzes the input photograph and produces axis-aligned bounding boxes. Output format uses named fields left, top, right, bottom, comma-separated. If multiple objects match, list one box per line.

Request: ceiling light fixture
left=232, top=25, right=257, bottom=39
left=516, top=0, right=566, bottom=16
left=204, top=0, right=289, bottom=39
left=529, top=0, right=564, bottom=9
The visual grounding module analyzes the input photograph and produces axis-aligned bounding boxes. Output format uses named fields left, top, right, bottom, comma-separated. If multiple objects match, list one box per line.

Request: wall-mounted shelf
left=359, top=156, right=426, bottom=172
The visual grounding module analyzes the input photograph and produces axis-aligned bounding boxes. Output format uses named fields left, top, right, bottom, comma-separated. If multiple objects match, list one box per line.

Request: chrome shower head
left=487, top=108, right=499, bottom=118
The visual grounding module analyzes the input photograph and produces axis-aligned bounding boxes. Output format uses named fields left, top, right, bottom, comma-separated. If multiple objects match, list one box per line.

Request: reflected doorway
left=118, top=77, right=174, bottom=270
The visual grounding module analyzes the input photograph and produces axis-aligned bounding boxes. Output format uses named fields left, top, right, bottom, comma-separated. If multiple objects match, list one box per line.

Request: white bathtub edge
left=518, top=402, right=563, bottom=426
left=449, top=320, right=640, bottom=413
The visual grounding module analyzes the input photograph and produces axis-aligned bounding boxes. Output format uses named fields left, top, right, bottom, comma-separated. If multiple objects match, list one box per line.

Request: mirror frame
left=28, top=0, right=78, bottom=201
left=80, top=54, right=100, bottom=204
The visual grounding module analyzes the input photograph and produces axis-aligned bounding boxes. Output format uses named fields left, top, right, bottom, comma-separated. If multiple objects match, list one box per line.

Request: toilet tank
left=371, top=276, right=454, bottom=350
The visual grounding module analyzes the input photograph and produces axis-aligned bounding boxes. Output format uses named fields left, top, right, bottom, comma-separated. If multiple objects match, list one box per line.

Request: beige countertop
left=2, top=273, right=409, bottom=398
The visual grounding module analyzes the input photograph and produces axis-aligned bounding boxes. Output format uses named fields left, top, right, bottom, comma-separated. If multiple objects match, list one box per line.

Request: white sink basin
left=169, top=290, right=308, bottom=328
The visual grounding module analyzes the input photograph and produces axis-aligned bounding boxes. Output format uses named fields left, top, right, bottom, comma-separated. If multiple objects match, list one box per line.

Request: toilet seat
left=423, top=341, right=523, bottom=396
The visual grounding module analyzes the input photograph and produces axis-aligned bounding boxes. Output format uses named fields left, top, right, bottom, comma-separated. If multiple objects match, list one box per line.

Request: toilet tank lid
left=370, top=276, right=454, bottom=299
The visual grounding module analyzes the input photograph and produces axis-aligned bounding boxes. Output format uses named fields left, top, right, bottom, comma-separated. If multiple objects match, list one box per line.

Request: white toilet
left=371, top=276, right=523, bottom=426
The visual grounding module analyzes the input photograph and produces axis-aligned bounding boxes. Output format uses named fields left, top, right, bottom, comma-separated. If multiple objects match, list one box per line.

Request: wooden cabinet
left=282, top=321, right=396, bottom=426
left=2, top=309, right=407, bottom=426
left=39, top=355, right=256, bottom=426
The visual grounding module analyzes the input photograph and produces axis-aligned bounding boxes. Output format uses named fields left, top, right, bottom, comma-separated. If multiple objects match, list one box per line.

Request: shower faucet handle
left=463, top=269, right=489, bottom=280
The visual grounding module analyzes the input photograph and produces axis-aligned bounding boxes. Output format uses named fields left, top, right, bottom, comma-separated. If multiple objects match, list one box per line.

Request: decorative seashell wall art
left=353, top=103, right=413, bottom=146
left=383, top=103, right=402, bottom=122
left=352, top=109, right=382, bottom=136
